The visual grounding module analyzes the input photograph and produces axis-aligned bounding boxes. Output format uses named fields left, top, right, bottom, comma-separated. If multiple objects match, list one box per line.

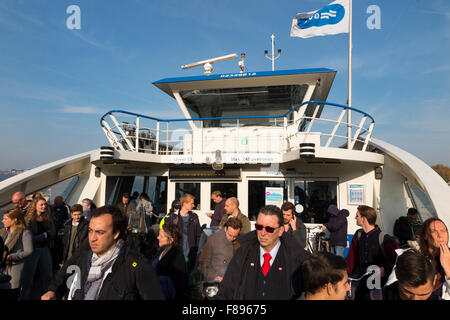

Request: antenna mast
left=264, top=34, right=281, bottom=71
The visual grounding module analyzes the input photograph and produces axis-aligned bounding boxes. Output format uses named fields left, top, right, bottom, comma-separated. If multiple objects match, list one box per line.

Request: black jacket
left=210, top=199, right=226, bottom=227
left=48, top=239, right=165, bottom=300
left=285, top=218, right=307, bottom=249
left=62, top=217, right=89, bottom=263
left=51, top=204, right=71, bottom=232
left=324, top=209, right=349, bottom=246
left=26, top=218, right=56, bottom=248
left=393, top=216, right=421, bottom=246
left=154, top=245, right=188, bottom=300
left=164, top=211, right=202, bottom=270
left=215, top=231, right=310, bottom=300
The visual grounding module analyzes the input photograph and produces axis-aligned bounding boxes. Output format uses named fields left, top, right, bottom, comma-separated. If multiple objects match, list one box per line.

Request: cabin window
left=180, top=84, right=309, bottom=127
left=210, top=183, right=238, bottom=210
left=248, top=180, right=287, bottom=221
left=34, top=176, right=79, bottom=205
left=405, top=182, right=437, bottom=221
left=175, top=182, right=201, bottom=210
left=106, top=176, right=167, bottom=207
left=293, top=180, right=338, bottom=224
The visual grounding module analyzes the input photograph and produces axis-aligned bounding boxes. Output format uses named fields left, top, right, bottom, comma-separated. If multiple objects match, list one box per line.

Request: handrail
left=99, top=100, right=376, bottom=155
left=100, top=100, right=374, bottom=128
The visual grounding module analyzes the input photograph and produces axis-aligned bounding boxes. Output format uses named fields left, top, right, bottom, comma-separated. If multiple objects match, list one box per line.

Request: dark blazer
left=48, top=239, right=165, bottom=300
left=215, top=231, right=310, bottom=300
left=154, top=245, right=188, bottom=300
left=62, top=217, right=89, bottom=263
left=164, top=211, right=202, bottom=270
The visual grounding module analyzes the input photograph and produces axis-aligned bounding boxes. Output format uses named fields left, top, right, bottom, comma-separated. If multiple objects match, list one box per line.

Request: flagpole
left=347, top=0, right=352, bottom=149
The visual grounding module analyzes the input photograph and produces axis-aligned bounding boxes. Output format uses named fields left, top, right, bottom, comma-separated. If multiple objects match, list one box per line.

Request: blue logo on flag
left=297, top=4, right=345, bottom=29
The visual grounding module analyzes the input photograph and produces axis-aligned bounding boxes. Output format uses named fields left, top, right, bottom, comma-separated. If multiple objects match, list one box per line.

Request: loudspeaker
left=299, top=143, right=315, bottom=158
left=100, top=146, right=114, bottom=160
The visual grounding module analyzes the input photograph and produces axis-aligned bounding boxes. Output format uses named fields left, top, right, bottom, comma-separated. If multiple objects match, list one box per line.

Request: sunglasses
left=255, top=224, right=279, bottom=233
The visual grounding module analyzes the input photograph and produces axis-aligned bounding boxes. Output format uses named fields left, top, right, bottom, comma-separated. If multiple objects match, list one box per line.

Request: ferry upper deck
left=1, top=68, right=449, bottom=242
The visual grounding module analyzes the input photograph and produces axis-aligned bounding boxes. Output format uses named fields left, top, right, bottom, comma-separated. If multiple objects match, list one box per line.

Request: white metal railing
left=100, top=100, right=375, bottom=157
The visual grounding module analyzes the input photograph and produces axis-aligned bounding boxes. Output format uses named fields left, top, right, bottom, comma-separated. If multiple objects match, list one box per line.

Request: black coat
left=285, top=218, right=307, bottom=249
left=164, top=211, right=202, bottom=270
left=393, top=216, right=421, bottom=246
left=48, top=239, right=165, bottom=300
left=210, top=199, right=226, bottom=227
left=324, top=209, right=349, bottom=246
left=215, top=231, right=310, bottom=300
left=154, top=245, right=188, bottom=300
left=62, top=217, right=89, bottom=262
left=26, top=218, right=56, bottom=248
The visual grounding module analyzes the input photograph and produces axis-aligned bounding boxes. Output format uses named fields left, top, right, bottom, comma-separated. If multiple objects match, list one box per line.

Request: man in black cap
left=321, top=205, right=349, bottom=257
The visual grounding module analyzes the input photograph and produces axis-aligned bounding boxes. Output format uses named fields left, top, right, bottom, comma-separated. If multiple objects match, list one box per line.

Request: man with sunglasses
left=215, top=205, right=310, bottom=300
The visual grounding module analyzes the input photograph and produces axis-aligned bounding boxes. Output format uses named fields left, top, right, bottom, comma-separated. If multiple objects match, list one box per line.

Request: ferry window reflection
left=294, top=180, right=337, bottom=224
left=210, top=183, right=237, bottom=210
left=175, top=183, right=201, bottom=210
left=248, top=180, right=287, bottom=221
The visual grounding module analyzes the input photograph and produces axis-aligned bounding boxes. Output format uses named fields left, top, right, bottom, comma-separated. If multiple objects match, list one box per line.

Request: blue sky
left=0, top=0, right=449, bottom=169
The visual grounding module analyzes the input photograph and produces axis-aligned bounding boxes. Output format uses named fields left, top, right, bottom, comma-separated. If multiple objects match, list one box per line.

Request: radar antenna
left=181, top=53, right=238, bottom=75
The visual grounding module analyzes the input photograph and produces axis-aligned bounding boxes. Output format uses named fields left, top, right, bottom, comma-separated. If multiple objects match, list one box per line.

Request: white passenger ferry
left=1, top=56, right=449, bottom=253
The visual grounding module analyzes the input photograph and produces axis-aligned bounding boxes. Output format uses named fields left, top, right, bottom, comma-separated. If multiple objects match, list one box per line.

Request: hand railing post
left=166, top=122, right=169, bottom=155
left=156, top=121, right=160, bottom=154
left=135, top=117, right=140, bottom=152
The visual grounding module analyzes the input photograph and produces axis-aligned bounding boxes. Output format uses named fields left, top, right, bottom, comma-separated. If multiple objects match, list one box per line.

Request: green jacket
left=219, top=210, right=251, bottom=235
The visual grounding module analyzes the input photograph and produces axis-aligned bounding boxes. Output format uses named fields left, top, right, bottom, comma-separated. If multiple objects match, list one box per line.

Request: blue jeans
left=331, top=245, right=345, bottom=258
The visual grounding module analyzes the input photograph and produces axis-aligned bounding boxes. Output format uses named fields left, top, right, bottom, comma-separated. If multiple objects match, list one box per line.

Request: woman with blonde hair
left=164, top=194, right=202, bottom=273
left=20, top=197, right=55, bottom=300
left=153, top=223, right=188, bottom=300
left=0, top=208, right=33, bottom=299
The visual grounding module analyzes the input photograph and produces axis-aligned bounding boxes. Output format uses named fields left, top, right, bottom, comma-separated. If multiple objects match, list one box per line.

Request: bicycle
left=305, top=225, right=323, bottom=253
left=347, top=269, right=377, bottom=300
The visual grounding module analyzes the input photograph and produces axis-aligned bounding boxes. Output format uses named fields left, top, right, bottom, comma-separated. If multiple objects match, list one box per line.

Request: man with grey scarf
left=41, top=205, right=164, bottom=300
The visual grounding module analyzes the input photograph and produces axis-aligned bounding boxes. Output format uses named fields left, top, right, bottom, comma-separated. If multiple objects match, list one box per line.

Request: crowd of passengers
left=0, top=189, right=449, bottom=301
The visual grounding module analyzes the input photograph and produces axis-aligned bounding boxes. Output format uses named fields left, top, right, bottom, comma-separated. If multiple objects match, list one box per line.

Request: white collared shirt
left=259, top=240, right=281, bottom=267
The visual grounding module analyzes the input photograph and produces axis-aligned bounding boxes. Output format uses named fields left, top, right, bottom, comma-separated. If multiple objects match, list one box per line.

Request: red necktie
left=262, top=253, right=272, bottom=276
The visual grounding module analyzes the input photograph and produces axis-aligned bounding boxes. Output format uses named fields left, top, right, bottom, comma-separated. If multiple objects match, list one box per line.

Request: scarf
left=83, top=239, right=124, bottom=300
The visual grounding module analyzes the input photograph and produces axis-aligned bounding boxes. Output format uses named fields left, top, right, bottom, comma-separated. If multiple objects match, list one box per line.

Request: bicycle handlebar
left=348, top=269, right=375, bottom=282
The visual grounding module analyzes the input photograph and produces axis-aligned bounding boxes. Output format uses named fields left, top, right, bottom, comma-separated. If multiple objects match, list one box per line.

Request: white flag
left=290, top=0, right=349, bottom=38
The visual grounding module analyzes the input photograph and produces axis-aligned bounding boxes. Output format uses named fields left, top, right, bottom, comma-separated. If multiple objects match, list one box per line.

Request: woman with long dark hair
left=20, top=197, right=56, bottom=300
left=152, top=223, right=188, bottom=300
left=419, top=217, right=450, bottom=299
left=0, top=208, right=33, bottom=299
